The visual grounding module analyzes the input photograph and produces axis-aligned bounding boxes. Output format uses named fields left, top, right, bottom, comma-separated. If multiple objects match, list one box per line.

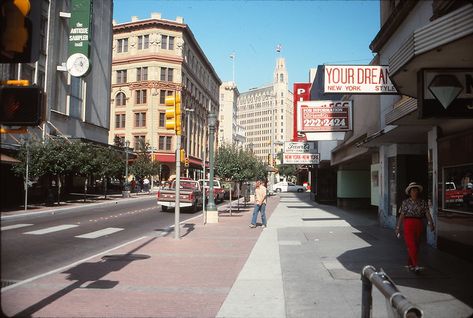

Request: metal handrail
left=361, top=265, right=423, bottom=318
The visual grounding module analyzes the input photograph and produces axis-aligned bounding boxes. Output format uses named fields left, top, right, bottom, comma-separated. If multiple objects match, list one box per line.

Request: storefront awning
left=356, top=125, right=431, bottom=148
left=389, top=4, right=473, bottom=97
left=0, top=153, right=20, bottom=164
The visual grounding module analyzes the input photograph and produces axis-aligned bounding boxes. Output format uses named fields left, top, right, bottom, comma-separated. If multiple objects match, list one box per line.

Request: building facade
left=237, top=58, right=294, bottom=163
left=327, top=0, right=473, bottom=261
left=109, top=13, right=221, bottom=181
left=218, top=81, right=244, bottom=146
left=0, top=0, right=113, bottom=208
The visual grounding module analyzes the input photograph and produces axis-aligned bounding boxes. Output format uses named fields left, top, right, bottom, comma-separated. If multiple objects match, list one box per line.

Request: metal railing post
left=361, top=265, right=423, bottom=318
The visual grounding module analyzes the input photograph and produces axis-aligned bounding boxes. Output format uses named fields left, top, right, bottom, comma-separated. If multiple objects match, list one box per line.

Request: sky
left=113, top=0, right=380, bottom=92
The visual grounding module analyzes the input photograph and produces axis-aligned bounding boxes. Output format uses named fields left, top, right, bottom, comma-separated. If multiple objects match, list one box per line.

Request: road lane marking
left=75, top=227, right=124, bottom=239
left=1, top=224, right=34, bottom=231
left=23, top=224, right=79, bottom=235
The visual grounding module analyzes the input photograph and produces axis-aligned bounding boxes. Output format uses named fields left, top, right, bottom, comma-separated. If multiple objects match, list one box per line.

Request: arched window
left=115, top=92, right=126, bottom=106
left=279, top=74, right=284, bottom=82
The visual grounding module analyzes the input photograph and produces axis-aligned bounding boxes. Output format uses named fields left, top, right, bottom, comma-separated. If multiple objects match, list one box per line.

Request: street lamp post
left=125, top=140, right=130, bottom=188
left=206, top=112, right=218, bottom=223
left=185, top=108, right=194, bottom=178
left=264, top=93, right=276, bottom=195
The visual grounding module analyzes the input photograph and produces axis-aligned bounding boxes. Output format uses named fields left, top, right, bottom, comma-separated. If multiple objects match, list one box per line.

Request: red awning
left=153, top=153, right=175, bottom=163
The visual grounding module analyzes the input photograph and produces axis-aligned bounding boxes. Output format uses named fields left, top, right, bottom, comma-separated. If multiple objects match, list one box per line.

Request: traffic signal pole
left=175, top=132, right=181, bottom=239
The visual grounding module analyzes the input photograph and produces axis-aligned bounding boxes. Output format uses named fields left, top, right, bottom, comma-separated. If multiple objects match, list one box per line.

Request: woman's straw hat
left=405, top=182, right=423, bottom=195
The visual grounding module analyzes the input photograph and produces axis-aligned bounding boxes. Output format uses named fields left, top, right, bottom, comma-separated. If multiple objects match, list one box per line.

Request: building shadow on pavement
left=11, top=237, right=156, bottom=317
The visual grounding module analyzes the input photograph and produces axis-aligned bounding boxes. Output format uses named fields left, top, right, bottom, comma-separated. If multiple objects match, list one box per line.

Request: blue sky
left=113, top=0, right=380, bottom=92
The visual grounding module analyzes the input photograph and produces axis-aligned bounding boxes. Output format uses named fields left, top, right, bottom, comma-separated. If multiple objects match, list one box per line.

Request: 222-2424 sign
left=297, top=100, right=352, bottom=132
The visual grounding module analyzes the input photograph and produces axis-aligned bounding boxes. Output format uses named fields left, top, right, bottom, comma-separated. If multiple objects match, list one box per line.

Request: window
left=159, top=112, right=165, bottom=127
left=115, top=114, right=126, bottom=128
left=136, top=67, right=148, bottom=81
left=134, top=112, right=146, bottom=127
left=117, top=38, right=128, bottom=53
left=280, top=74, right=284, bottom=82
left=160, top=67, right=174, bottom=82
left=135, top=89, right=147, bottom=104
left=161, top=35, right=175, bottom=50
left=159, top=90, right=173, bottom=104
left=134, top=135, right=146, bottom=150
left=137, top=34, right=149, bottom=50
left=116, top=70, right=127, bottom=84
left=40, top=16, right=47, bottom=53
left=115, top=92, right=126, bottom=106
left=69, top=76, right=83, bottom=119
left=159, top=136, right=172, bottom=151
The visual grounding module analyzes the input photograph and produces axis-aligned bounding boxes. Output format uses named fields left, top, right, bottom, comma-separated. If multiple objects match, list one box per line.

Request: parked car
left=156, top=179, right=203, bottom=212
left=273, top=182, right=305, bottom=193
left=198, top=179, right=225, bottom=203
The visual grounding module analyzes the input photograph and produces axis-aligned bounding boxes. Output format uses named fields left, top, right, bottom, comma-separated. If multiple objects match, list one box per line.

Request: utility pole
left=24, top=135, right=29, bottom=212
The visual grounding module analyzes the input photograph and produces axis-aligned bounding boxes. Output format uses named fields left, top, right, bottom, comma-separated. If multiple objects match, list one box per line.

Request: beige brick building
left=109, top=13, right=221, bottom=181
left=237, top=58, right=294, bottom=163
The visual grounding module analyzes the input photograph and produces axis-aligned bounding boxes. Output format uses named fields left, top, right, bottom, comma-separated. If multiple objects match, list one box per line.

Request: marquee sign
left=284, top=141, right=317, bottom=154
left=297, top=100, right=352, bottom=132
left=283, top=153, right=320, bottom=165
left=324, top=65, right=397, bottom=94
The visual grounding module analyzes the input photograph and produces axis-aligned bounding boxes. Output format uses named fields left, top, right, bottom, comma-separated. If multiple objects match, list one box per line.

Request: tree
left=276, top=150, right=298, bottom=180
left=129, top=140, right=160, bottom=181
left=92, top=146, right=123, bottom=198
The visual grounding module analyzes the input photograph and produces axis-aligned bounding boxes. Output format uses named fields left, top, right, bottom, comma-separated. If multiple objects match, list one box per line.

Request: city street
left=1, top=196, right=216, bottom=284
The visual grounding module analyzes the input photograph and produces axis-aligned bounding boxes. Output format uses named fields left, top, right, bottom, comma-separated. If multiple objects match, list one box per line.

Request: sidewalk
left=2, top=193, right=473, bottom=317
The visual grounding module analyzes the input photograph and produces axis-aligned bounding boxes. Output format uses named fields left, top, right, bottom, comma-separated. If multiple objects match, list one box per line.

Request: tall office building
left=218, top=81, right=245, bottom=147
left=237, top=58, right=294, bottom=162
left=109, top=13, right=221, bottom=181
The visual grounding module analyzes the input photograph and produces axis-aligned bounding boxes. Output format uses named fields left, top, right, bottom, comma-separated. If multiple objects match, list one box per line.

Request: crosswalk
left=1, top=223, right=125, bottom=239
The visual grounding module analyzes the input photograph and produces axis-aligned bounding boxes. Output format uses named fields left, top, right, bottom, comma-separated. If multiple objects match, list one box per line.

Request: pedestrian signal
left=0, top=0, right=41, bottom=63
left=0, top=86, right=44, bottom=126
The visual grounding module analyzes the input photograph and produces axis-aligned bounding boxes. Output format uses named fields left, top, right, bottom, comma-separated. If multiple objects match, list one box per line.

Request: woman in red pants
left=395, top=182, right=435, bottom=273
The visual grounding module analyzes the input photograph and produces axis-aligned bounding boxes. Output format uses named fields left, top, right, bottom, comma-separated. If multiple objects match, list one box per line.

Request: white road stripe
left=23, top=224, right=78, bottom=235
left=1, top=224, right=34, bottom=231
left=75, top=227, right=124, bottom=239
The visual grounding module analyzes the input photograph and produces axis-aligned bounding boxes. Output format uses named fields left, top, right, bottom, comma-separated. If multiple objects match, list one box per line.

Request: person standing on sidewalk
left=249, top=180, right=267, bottom=228
left=395, top=182, right=435, bottom=273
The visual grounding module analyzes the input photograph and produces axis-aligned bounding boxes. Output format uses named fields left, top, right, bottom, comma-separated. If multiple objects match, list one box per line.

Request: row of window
left=116, top=67, right=173, bottom=84
left=114, top=89, right=177, bottom=107
left=115, top=135, right=173, bottom=151
left=115, top=112, right=169, bottom=129
left=116, top=34, right=175, bottom=53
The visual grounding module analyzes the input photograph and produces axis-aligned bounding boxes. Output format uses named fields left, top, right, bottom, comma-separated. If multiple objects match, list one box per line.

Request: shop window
left=441, top=164, right=473, bottom=213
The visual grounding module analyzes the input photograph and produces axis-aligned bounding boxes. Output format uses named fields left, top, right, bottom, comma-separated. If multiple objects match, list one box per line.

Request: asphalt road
left=1, top=196, right=211, bottom=283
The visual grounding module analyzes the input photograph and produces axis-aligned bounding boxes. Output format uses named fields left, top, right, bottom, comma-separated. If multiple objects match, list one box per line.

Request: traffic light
left=180, top=148, right=185, bottom=163
left=184, top=158, right=189, bottom=167
left=0, top=85, right=44, bottom=126
left=0, top=0, right=41, bottom=63
left=165, top=92, right=181, bottom=135
left=267, top=154, right=272, bottom=166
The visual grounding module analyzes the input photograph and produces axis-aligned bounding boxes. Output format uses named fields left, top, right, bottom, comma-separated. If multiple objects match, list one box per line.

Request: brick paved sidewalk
left=1, top=197, right=279, bottom=317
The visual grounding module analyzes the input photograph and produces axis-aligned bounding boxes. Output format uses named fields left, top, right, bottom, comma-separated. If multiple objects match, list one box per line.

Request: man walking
left=249, top=180, right=267, bottom=228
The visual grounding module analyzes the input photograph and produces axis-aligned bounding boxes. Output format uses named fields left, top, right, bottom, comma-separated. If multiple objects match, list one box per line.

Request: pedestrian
left=395, top=182, right=435, bottom=273
left=249, top=179, right=267, bottom=228
left=143, top=177, right=150, bottom=193
left=130, top=178, right=136, bottom=193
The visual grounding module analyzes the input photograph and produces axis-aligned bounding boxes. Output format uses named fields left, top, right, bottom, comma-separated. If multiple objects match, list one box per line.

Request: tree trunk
left=104, top=176, right=108, bottom=199
left=57, top=175, right=61, bottom=206
left=84, top=177, right=88, bottom=203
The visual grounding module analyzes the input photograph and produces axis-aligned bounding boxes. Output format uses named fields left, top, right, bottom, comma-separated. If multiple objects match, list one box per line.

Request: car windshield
left=180, top=181, right=197, bottom=189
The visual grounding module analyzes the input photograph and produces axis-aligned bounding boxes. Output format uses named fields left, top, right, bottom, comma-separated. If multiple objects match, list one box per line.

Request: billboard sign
left=293, top=83, right=311, bottom=141
left=324, top=65, right=397, bottom=94
left=284, top=141, right=317, bottom=154
left=297, top=100, right=352, bottom=132
left=283, top=153, right=320, bottom=165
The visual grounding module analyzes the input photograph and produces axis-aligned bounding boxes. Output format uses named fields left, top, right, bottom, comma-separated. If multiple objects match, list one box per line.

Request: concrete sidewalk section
left=219, top=193, right=473, bottom=318
left=0, top=198, right=278, bottom=317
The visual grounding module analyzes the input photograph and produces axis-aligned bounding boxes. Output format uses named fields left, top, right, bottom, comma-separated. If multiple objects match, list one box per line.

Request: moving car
left=273, top=181, right=305, bottom=193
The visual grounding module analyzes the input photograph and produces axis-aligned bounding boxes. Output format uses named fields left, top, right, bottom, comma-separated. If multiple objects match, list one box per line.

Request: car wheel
left=297, top=188, right=303, bottom=192
left=275, top=188, right=281, bottom=193
left=161, top=205, right=168, bottom=212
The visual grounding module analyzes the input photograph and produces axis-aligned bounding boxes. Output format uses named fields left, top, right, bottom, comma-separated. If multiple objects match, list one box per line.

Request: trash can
left=122, top=190, right=130, bottom=198
left=244, top=182, right=250, bottom=203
